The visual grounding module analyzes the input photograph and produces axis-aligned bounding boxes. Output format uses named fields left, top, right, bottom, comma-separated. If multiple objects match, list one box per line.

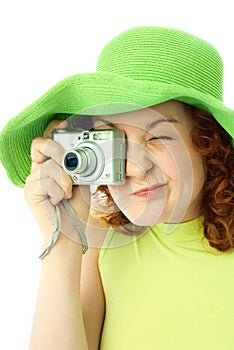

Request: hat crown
left=97, top=27, right=224, bottom=101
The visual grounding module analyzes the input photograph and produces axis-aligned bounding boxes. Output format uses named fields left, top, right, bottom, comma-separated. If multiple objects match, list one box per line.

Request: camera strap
left=62, top=199, right=88, bottom=254
left=38, top=199, right=88, bottom=259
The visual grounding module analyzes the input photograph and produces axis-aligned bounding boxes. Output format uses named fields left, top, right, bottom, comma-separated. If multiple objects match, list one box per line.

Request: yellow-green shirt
left=99, top=217, right=234, bottom=349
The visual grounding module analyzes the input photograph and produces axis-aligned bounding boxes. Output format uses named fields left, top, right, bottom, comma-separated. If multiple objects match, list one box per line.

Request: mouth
left=132, top=183, right=167, bottom=198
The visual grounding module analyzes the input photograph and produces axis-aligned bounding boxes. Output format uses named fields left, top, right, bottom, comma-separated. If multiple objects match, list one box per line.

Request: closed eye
left=147, top=136, right=173, bottom=141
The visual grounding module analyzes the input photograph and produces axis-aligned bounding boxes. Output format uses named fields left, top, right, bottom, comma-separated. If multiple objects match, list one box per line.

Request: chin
left=125, top=211, right=165, bottom=227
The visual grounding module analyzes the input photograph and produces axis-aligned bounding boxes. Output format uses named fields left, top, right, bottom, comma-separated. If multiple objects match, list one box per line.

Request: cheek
left=166, top=143, right=205, bottom=207
left=157, top=156, right=178, bottom=180
left=155, top=146, right=187, bottom=182
left=189, top=151, right=206, bottom=193
left=172, top=143, right=196, bottom=178
left=158, top=143, right=197, bottom=209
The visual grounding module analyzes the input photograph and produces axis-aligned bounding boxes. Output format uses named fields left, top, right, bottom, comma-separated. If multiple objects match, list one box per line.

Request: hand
left=26, top=124, right=91, bottom=350
left=24, top=128, right=91, bottom=246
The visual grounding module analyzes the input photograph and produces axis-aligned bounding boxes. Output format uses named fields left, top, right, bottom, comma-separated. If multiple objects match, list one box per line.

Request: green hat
left=0, top=26, right=233, bottom=187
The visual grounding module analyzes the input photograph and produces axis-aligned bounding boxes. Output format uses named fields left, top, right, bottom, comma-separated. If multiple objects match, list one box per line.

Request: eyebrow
left=147, top=117, right=180, bottom=129
left=94, top=117, right=179, bottom=129
left=93, top=118, right=116, bottom=128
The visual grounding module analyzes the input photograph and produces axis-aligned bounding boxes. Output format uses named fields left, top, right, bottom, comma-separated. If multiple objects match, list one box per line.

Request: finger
left=26, top=177, right=66, bottom=206
left=28, top=159, right=73, bottom=199
left=24, top=178, right=59, bottom=236
left=43, top=119, right=68, bottom=138
left=25, top=177, right=86, bottom=242
left=44, top=178, right=66, bottom=205
left=30, top=137, right=65, bottom=165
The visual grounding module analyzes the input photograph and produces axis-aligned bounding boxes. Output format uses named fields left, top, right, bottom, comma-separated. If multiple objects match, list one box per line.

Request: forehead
left=93, top=101, right=192, bottom=128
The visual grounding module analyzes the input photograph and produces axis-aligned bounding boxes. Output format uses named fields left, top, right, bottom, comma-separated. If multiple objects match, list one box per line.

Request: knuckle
left=40, top=158, right=57, bottom=177
left=30, top=137, right=48, bottom=163
left=31, top=136, right=43, bottom=150
left=43, top=119, right=63, bottom=138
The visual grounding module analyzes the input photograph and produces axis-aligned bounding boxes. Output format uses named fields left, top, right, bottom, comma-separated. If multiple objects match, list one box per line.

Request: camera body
left=52, top=129, right=126, bottom=185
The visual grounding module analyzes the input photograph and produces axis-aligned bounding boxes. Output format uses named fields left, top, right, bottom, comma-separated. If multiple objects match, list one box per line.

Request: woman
left=0, top=26, right=233, bottom=349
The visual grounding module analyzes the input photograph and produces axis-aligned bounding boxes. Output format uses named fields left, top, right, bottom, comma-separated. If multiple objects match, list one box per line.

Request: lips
left=132, top=183, right=166, bottom=198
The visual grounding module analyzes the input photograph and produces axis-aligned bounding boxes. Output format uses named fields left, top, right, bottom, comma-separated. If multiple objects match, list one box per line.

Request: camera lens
left=64, top=152, right=79, bottom=171
left=63, top=148, right=96, bottom=176
left=63, top=143, right=105, bottom=182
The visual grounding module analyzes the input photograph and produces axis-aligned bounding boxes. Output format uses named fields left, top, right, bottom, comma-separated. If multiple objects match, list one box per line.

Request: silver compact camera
left=52, top=129, right=126, bottom=185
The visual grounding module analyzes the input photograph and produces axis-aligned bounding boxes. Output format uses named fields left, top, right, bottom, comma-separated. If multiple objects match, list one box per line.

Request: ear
left=43, top=120, right=68, bottom=138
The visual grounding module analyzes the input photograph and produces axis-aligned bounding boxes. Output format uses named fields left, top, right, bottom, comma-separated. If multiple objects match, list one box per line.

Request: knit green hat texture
left=0, top=26, right=233, bottom=187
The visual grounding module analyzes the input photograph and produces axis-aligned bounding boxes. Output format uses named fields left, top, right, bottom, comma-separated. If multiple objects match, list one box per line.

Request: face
left=94, top=101, right=205, bottom=225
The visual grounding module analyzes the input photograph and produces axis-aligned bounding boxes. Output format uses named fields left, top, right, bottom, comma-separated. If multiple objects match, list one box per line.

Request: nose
left=125, top=139, right=153, bottom=181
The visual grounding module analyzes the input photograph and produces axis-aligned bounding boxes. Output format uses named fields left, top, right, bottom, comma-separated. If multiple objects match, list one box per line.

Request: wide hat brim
left=0, top=71, right=234, bottom=187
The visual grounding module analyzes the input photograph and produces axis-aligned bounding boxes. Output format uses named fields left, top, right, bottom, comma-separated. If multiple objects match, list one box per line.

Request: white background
left=0, top=1, right=233, bottom=348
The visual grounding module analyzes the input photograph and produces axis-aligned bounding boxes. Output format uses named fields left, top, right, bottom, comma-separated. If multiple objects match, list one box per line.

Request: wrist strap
left=38, top=205, right=61, bottom=259
left=61, top=199, right=88, bottom=254
left=38, top=199, right=88, bottom=259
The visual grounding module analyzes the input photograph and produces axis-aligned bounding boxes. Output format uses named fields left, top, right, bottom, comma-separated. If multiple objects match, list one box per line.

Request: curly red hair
left=91, top=107, right=234, bottom=252
left=190, top=107, right=234, bottom=252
